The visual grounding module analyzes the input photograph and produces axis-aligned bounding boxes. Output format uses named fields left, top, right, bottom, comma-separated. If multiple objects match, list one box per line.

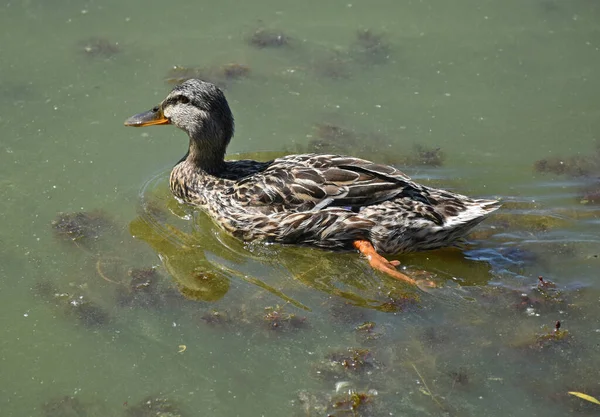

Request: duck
left=125, top=79, right=500, bottom=286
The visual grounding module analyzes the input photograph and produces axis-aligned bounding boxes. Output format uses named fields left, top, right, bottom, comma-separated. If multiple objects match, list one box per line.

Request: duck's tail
left=441, top=198, right=500, bottom=228
left=433, top=198, right=500, bottom=248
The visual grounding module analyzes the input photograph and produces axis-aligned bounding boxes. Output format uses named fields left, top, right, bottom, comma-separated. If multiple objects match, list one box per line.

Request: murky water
left=2, top=0, right=600, bottom=416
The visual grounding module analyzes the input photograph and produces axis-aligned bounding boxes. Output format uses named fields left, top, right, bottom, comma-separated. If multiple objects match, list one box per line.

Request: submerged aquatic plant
left=510, top=320, right=572, bottom=351
left=331, top=389, right=377, bottom=414
left=247, top=27, right=291, bottom=48
left=351, top=29, right=391, bottom=64
left=126, top=395, right=186, bottom=417
left=34, top=280, right=110, bottom=328
left=77, top=36, right=120, bottom=58
left=300, top=121, right=448, bottom=169
left=63, top=293, right=110, bottom=327
left=310, top=51, right=352, bottom=80
left=201, top=309, right=235, bottom=326
left=528, top=320, right=571, bottom=350
left=295, top=387, right=381, bottom=417
left=305, top=122, right=360, bottom=154
left=116, top=267, right=184, bottom=309
left=355, top=321, right=384, bottom=342
left=52, top=210, right=113, bottom=246
left=313, top=347, right=378, bottom=381
left=579, top=180, right=600, bottom=205
left=448, top=367, right=470, bottom=388
left=328, top=300, right=369, bottom=325
left=165, top=63, right=250, bottom=89
left=533, top=155, right=599, bottom=178
left=411, top=144, right=446, bottom=167
left=533, top=146, right=600, bottom=205
left=489, top=212, right=570, bottom=233
left=263, top=304, right=307, bottom=331
left=34, top=244, right=119, bottom=327
left=42, top=395, right=87, bottom=417
left=376, top=288, right=421, bottom=313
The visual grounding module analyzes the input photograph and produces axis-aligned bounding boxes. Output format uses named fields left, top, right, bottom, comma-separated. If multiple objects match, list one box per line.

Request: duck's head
left=125, top=79, right=235, bottom=170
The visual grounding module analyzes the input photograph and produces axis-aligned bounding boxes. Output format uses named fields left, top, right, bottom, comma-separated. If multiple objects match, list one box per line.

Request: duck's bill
left=124, top=108, right=170, bottom=127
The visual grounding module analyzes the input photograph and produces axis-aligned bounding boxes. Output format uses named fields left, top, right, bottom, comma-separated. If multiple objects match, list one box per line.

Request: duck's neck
left=184, top=131, right=228, bottom=176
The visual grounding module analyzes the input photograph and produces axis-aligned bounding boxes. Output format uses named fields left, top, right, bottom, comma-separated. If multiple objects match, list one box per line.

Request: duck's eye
left=152, top=106, right=160, bottom=112
left=179, top=96, right=190, bottom=104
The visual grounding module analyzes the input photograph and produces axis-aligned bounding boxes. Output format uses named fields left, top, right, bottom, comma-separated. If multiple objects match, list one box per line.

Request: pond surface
left=1, top=0, right=600, bottom=416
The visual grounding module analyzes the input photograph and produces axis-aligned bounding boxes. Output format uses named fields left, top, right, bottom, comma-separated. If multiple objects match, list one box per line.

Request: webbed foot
left=353, top=240, right=437, bottom=288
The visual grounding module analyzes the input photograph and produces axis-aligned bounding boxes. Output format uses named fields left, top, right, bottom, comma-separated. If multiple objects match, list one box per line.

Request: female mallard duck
left=125, top=79, right=499, bottom=286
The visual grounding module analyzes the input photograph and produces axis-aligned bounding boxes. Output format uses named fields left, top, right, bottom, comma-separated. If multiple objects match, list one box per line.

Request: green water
left=2, top=0, right=600, bottom=416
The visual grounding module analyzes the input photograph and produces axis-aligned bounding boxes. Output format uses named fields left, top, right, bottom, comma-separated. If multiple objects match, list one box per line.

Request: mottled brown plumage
left=125, top=79, right=500, bottom=284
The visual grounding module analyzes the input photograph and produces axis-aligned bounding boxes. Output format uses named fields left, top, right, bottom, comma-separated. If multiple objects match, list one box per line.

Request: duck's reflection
left=130, top=213, right=230, bottom=302
left=129, top=180, right=425, bottom=311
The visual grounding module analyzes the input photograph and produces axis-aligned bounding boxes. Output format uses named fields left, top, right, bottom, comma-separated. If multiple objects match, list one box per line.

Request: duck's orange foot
left=353, top=240, right=436, bottom=288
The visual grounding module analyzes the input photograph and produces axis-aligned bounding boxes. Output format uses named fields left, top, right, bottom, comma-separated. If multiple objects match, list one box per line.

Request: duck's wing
left=228, top=154, right=425, bottom=211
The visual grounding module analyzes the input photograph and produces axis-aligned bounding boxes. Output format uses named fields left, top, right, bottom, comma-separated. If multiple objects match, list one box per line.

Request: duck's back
left=226, top=153, right=420, bottom=212
left=184, top=153, right=499, bottom=253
